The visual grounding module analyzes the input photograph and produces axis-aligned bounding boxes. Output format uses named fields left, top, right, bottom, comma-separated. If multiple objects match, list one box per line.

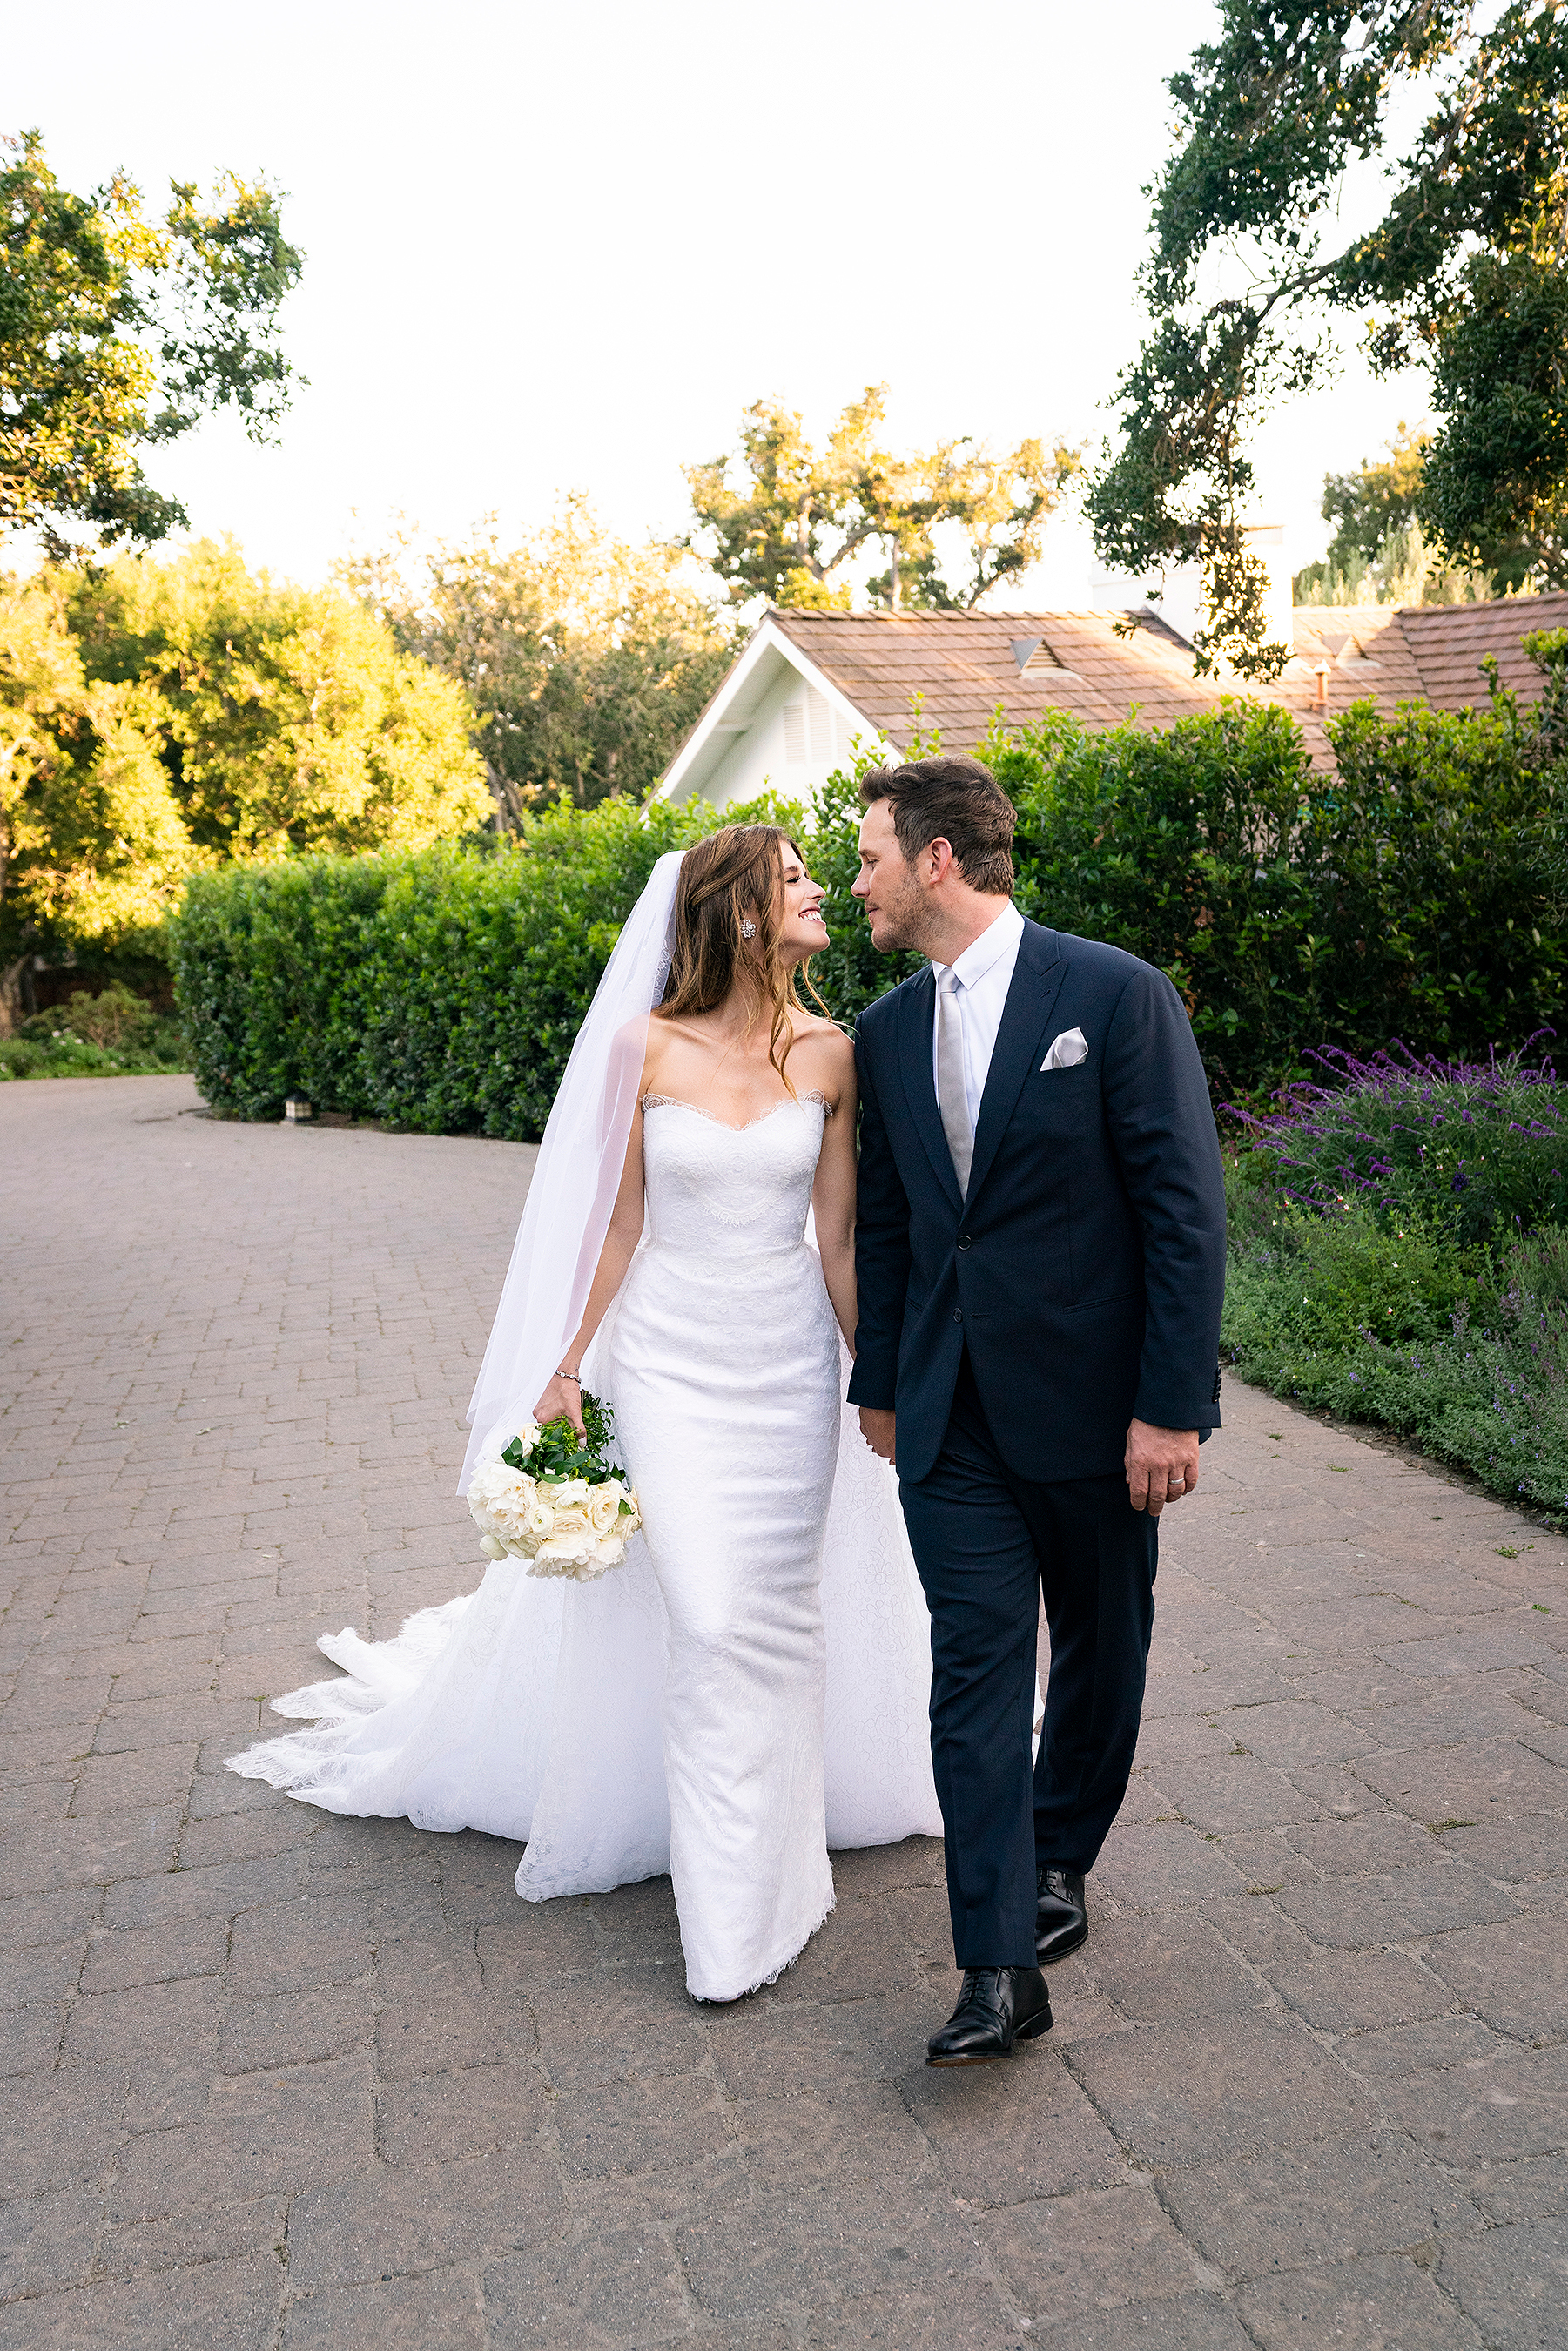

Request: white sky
left=10, top=0, right=1434, bottom=605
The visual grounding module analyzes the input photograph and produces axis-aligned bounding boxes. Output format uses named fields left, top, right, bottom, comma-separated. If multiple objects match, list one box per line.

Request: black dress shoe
left=1035, top=1866, right=1087, bottom=1964
left=926, top=1966, right=1053, bottom=2065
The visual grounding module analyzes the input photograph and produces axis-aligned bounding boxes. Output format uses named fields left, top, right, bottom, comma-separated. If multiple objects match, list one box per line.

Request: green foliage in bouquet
left=502, top=1390, right=621, bottom=1485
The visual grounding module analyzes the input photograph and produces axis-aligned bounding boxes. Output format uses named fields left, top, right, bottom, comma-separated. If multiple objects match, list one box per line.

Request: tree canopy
left=1091, top=1, right=1568, bottom=673
left=0, top=575, right=193, bottom=968
left=686, top=386, right=1080, bottom=612
left=1321, top=421, right=1430, bottom=571
left=1, top=130, right=303, bottom=557
left=345, top=500, right=739, bottom=818
left=1294, top=422, right=1497, bottom=606
left=1, top=544, right=488, bottom=1021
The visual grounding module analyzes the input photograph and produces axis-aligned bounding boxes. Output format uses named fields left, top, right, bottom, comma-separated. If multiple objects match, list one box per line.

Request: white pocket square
left=1040, top=1027, right=1088, bottom=1071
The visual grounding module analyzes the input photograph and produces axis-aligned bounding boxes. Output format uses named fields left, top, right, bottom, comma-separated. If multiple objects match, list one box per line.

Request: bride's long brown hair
left=656, top=825, right=832, bottom=1095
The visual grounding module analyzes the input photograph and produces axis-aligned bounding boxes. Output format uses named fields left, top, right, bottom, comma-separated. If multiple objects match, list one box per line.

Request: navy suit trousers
left=898, top=1354, right=1157, bottom=1967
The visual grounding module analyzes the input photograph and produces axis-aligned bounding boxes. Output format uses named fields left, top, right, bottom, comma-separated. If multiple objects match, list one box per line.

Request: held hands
left=533, top=1371, right=586, bottom=1438
left=858, top=1407, right=896, bottom=1465
left=1125, top=1418, right=1200, bottom=1517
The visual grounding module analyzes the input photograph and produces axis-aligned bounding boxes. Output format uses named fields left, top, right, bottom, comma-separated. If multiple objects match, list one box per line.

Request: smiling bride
left=230, top=825, right=940, bottom=2002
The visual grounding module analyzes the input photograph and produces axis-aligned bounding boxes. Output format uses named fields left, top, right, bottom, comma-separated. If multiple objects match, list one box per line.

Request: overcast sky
left=10, top=0, right=1432, bottom=603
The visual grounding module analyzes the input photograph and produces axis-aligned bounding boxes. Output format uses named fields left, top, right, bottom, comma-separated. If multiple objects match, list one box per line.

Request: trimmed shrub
left=168, top=791, right=807, bottom=1135
left=171, top=852, right=394, bottom=1122
left=171, top=645, right=1568, bottom=1130
left=985, top=699, right=1322, bottom=1092
left=976, top=652, right=1567, bottom=1096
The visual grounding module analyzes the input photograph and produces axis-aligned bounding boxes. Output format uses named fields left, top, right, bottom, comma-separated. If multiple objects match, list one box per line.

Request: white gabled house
left=656, top=612, right=892, bottom=812
left=656, top=588, right=1568, bottom=810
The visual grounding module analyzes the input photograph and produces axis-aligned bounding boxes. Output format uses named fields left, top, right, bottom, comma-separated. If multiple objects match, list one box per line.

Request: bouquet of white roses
left=466, top=1391, right=642, bottom=1584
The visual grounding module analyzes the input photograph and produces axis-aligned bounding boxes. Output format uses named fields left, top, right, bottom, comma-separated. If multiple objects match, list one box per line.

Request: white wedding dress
left=230, top=1087, right=941, bottom=2001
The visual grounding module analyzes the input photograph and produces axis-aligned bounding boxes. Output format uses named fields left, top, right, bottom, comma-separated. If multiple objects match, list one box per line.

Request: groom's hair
left=859, top=755, right=1016, bottom=896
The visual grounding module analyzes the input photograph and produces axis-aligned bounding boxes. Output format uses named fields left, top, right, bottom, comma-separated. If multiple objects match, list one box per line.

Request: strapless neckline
left=641, top=1091, right=831, bottom=1134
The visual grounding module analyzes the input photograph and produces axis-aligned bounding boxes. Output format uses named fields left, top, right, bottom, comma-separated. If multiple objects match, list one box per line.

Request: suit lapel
left=896, top=966, right=965, bottom=1214
left=964, top=922, right=1068, bottom=1208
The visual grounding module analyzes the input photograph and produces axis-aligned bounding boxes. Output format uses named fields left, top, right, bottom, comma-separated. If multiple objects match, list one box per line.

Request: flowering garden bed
left=1222, top=1041, right=1568, bottom=1519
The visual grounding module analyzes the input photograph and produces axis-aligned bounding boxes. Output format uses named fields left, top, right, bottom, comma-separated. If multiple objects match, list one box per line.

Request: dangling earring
left=740, top=918, right=756, bottom=940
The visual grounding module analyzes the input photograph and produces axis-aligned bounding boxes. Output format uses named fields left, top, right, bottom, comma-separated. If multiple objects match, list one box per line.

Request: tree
left=68, top=540, right=489, bottom=859
left=1, top=543, right=488, bottom=1031
left=0, top=574, right=194, bottom=1027
left=1, top=130, right=303, bottom=557
left=1092, top=1, right=1568, bottom=674
left=1322, top=421, right=1430, bottom=570
left=346, top=500, right=739, bottom=818
left=1294, top=423, right=1497, bottom=604
left=686, top=386, right=1080, bottom=612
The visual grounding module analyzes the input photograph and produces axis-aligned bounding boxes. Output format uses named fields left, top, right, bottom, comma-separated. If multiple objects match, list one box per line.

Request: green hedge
left=978, top=668, right=1567, bottom=1099
left=172, top=643, right=1568, bottom=1132
left=169, top=792, right=805, bottom=1135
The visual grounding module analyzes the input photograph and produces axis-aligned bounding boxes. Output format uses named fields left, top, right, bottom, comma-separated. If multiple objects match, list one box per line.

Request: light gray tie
left=935, top=966, right=972, bottom=1197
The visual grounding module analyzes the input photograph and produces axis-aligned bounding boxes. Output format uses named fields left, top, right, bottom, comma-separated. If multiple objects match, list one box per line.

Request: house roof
left=758, top=589, right=1568, bottom=768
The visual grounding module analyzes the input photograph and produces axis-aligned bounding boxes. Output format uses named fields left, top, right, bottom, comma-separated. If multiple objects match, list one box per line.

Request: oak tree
left=687, top=386, right=1080, bottom=612
left=1, top=130, right=303, bottom=556
left=1091, top=2, right=1568, bottom=674
left=348, top=500, right=739, bottom=817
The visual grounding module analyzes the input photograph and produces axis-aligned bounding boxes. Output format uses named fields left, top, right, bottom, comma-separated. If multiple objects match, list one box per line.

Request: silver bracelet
left=554, top=1371, right=581, bottom=1384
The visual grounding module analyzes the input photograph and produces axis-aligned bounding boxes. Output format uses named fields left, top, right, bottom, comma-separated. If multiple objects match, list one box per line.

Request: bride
left=231, top=824, right=940, bottom=2002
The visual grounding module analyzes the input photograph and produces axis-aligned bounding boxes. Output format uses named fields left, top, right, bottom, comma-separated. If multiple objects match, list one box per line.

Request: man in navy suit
left=848, top=754, right=1228, bottom=2065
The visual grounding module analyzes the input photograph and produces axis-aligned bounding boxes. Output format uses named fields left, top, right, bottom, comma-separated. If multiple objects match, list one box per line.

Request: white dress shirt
left=929, top=898, right=1026, bottom=1129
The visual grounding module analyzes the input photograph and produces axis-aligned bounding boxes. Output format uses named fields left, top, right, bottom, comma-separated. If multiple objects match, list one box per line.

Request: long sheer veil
left=460, top=849, right=684, bottom=1492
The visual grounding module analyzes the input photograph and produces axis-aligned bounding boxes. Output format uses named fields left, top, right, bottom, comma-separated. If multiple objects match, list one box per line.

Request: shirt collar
left=938, top=899, right=1024, bottom=990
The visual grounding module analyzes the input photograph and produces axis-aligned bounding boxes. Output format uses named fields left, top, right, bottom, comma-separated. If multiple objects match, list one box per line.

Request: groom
left=848, top=754, right=1227, bottom=2065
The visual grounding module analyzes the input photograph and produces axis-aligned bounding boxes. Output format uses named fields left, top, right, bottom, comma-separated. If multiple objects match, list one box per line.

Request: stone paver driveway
left=3, top=1073, right=1567, bottom=2349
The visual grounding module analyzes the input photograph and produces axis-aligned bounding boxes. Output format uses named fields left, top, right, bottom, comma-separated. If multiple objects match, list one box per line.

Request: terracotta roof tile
left=760, top=594, right=1568, bottom=778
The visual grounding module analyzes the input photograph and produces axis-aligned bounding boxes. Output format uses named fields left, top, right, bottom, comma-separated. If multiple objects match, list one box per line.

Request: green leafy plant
left=1228, top=1041, right=1568, bottom=1244
left=502, top=1390, right=619, bottom=1485
left=1223, top=1041, right=1568, bottom=1519
left=1094, top=1, right=1568, bottom=670
left=686, top=385, right=1080, bottom=613
left=2, top=130, right=302, bottom=558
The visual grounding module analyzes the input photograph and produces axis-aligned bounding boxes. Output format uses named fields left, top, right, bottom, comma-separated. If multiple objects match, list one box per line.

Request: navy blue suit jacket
left=846, top=917, right=1228, bottom=1485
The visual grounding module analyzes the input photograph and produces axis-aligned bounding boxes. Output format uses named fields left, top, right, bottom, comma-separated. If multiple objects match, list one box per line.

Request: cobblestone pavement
left=3, top=1074, right=1568, bottom=2349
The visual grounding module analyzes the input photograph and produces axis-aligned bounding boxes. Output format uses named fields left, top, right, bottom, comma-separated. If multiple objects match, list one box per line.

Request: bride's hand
left=534, top=1373, right=586, bottom=1437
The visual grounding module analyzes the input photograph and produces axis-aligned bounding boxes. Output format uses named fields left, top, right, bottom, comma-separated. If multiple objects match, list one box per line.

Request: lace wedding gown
left=230, top=1089, right=941, bottom=2001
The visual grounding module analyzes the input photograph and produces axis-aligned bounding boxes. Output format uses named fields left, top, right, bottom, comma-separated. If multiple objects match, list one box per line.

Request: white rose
left=467, top=1459, right=540, bottom=1546
left=510, top=1418, right=539, bottom=1456
left=587, top=1486, right=621, bottom=1537
left=535, top=1533, right=591, bottom=1571
left=526, top=1500, right=554, bottom=1539
left=548, top=1504, right=591, bottom=1541
left=552, top=1478, right=589, bottom=1506
left=478, top=1533, right=508, bottom=1559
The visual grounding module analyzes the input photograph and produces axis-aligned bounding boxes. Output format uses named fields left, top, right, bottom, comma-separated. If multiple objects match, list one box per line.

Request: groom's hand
left=859, top=1407, right=897, bottom=1464
left=1125, top=1418, right=1200, bottom=1517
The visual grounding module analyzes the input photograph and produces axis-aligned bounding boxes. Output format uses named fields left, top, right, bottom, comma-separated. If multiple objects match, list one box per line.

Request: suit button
left=957, top=1235, right=972, bottom=1251
left=952, top=1309, right=963, bottom=1324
